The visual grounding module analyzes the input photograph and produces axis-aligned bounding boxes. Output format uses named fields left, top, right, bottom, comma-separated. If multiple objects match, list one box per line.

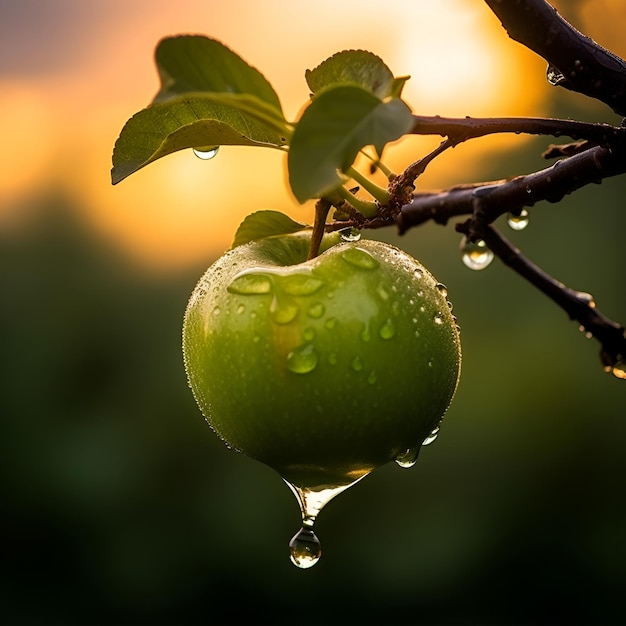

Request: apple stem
left=347, top=166, right=390, bottom=205
left=308, top=198, right=331, bottom=260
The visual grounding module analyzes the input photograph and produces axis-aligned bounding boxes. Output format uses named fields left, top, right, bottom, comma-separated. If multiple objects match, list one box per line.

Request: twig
left=410, top=115, right=626, bottom=145
left=484, top=0, right=626, bottom=116
left=398, top=144, right=626, bottom=233
left=461, top=222, right=626, bottom=374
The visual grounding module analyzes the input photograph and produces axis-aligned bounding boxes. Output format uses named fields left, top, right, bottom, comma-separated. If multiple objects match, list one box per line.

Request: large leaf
left=111, top=94, right=287, bottom=185
left=154, top=35, right=284, bottom=116
left=305, top=50, right=408, bottom=99
left=288, top=85, right=413, bottom=203
left=112, top=35, right=289, bottom=184
left=232, top=210, right=308, bottom=248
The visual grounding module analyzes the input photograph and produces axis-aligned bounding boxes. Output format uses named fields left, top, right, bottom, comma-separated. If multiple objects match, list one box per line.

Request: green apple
left=183, top=231, right=461, bottom=490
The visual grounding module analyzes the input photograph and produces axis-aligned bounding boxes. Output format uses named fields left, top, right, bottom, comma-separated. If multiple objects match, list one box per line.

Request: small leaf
left=232, top=210, right=308, bottom=248
left=111, top=94, right=286, bottom=184
left=155, top=35, right=284, bottom=117
left=288, top=85, right=413, bottom=203
left=305, top=50, right=402, bottom=99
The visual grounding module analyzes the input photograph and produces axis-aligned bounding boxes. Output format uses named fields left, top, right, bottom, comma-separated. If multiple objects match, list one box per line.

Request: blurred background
left=1, top=1, right=625, bottom=624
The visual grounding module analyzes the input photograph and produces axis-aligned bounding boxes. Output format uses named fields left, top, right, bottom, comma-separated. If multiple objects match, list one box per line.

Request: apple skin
left=183, top=231, right=461, bottom=490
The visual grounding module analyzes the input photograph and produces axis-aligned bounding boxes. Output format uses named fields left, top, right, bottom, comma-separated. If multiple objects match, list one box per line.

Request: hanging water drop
left=286, top=343, right=318, bottom=374
left=395, top=447, right=420, bottom=468
left=460, top=236, right=494, bottom=270
left=284, top=479, right=366, bottom=569
left=546, top=64, right=566, bottom=86
left=423, top=426, right=440, bottom=446
left=507, top=208, right=530, bottom=231
left=193, top=146, right=219, bottom=160
left=289, top=528, right=321, bottom=569
left=339, top=227, right=362, bottom=242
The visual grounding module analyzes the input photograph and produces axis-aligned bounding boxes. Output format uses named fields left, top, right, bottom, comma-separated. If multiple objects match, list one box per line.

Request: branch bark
left=484, top=0, right=626, bottom=116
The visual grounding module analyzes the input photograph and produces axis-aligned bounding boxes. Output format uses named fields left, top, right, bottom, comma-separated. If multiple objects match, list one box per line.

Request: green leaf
left=288, top=85, right=413, bottom=203
left=232, top=210, right=308, bottom=248
left=111, top=94, right=287, bottom=185
left=154, top=35, right=284, bottom=117
left=305, top=50, right=406, bottom=99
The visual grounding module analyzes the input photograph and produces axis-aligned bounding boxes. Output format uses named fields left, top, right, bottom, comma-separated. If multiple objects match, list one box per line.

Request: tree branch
left=398, top=144, right=626, bottom=234
left=484, top=0, right=626, bottom=116
left=464, top=223, right=626, bottom=377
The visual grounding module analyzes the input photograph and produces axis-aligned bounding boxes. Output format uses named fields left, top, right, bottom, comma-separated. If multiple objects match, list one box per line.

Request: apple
left=182, top=231, right=461, bottom=490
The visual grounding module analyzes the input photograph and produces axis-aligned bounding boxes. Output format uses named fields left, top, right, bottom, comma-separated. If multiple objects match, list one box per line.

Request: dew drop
left=339, top=227, right=362, bottom=242
left=433, top=313, right=444, bottom=325
left=340, top=247, right=379, bottom=270
left=289, top=528, right=321, bottom=569
left=303, top=327, right=316, bottom=342
left=460, top=236, right=494, bottom=270
left=360, top=325, right=371, bottom=342
left=423, top=426, right=440, bottom=446
left=286, top=343, right=318, bottom=374
left=414, top=268, right=423, bottom=280
left=367, top=370, right=377, bottom=385
left=328, top=352, right=338, bottom=365
left=436, top=283, right=448, bottom=298
left=228, top=272, right=272, bottom=295
left=395, top=447, right=420, bottom=468
left=507, top=208, right=530, bottom=231
left=546, top=64, right=566, bottom=86
left=281, top=274, right=324, bottom=296
left=325, top=317, right=337, bottom=330
left=193, top=146, right=219, bottom=160
left=307, top=302, right=325, bottom=319
left=379, top=319, right=396, bottom=340
left=212, top=306, right=221, bottom=316
left=270, top=296, right=299, bottom=324
left=236, top=304, right=245, bottom=315
left=351, top=356, right=364, bottom=372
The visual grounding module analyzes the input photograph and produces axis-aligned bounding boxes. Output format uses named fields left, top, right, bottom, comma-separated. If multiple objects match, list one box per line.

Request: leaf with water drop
left=112, top=35, right=290, bottom=184
left=111, top=94, right=288, bottom=184
left=232, top=211, right=309, bottom=248
left=288, top=85, right=413, bottom=203
left=305, top=49, right=409, bottom=99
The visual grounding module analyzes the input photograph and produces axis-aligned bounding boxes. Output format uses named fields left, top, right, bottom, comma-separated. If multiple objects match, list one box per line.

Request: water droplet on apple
left=339, top=227, right=361, bottom=242
left=270, top=296, right=299, bottom=324
left=303, top=327, right=316, bottom=341
left=507, top=208, right=530, bottom=231
left=193, top=146, right=219, bottom=160
left=286, top=343, right=318, bottom=374
left=340, top=247, right=379, bottom=270
left=236, top=304, right=245, bottom=315
left=212, top=306, right=221, bottom=316
left=433, top=313, right=444, bottom=325
left=460, top=236, right=494, bottom=270
left=423, top=426, right=440, bottom=445
left=325, top=318, right=337, bottom=330
left=289, top=528, right=321, bottom=569
left=228, top=272, right=272, bottom=295
left=281, top=273, right=324, bottom=296
left=351, top=356, right=364, bottom=372
left=360, top=325, right=371, bottom=342
left=379, top=319, right=396, bottom=339
left=395, top=447, right=420, bottom=468
left=328, top=352, right=338, bottom=365
left=367, top=370, right=377, bottom=385
left=436, top=283, right=448, bottom=297
left=307, top=303, right=325, bottom=319
left=284, top=477, right=367, bottom=569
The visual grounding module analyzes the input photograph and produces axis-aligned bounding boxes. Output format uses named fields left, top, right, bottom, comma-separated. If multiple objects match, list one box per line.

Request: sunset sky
left=1, top=0, right=623, bottom=269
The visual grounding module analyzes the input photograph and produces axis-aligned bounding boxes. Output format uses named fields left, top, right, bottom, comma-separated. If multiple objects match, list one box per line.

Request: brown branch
left=410, top=115, right=626, bottom=145
left=398, top=144, right=626, bottom=234
left=462, top=223, right=626, bottom=376
left=484, top=0, right=626, bottom=116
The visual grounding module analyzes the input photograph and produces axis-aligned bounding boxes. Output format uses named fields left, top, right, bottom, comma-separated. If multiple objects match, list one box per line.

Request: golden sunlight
left=2, top=0, right=553, bottom=270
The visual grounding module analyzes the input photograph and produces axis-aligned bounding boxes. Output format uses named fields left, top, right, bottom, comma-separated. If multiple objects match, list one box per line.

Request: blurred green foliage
left=1, top=100, right=625, bottom=624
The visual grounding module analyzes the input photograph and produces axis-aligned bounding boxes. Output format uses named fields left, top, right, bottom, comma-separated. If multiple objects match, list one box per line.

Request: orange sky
left=0, top=0, right=622, bottom=270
